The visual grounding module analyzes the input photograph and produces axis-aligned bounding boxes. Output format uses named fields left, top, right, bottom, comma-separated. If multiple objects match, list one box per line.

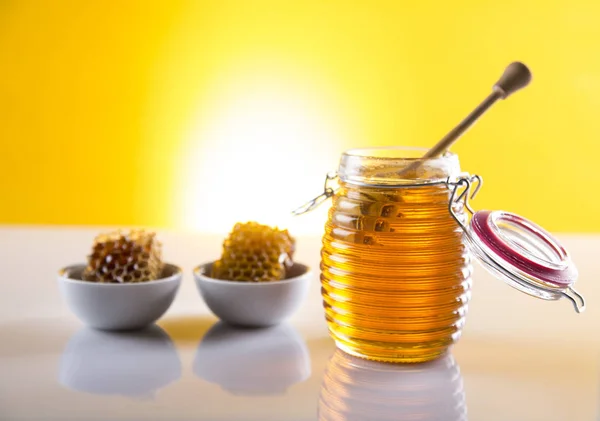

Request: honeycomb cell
left=82, top=230, right=163, bottom=283
left=380, top=204, right=396, bottom=218
left=211, top=222, right=295, bottom=282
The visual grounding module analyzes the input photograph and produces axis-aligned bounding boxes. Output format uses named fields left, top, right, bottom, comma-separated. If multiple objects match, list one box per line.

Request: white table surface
left=0, top=227, right=599, bottom=421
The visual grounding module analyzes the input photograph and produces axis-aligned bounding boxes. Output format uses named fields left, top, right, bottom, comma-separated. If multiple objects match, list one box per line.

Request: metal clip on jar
left=294, top=147, right=585, bottom=364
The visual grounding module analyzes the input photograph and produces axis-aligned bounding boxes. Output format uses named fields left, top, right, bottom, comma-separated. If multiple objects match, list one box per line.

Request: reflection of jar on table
left=297, top=147, right=584, bottom=363
left=318, top=349, right=466, bottom=421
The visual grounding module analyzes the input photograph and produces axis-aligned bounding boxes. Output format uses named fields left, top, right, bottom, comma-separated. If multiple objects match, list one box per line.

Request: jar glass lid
left=450, top=176, right=585, bottom=313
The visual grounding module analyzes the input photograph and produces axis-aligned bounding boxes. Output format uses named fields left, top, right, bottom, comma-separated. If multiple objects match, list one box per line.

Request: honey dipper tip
left=493, top=62, right=532, bottom=99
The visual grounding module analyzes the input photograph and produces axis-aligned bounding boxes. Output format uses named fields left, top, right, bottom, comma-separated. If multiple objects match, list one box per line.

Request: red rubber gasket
left=470, top=210, right=577, bottom=287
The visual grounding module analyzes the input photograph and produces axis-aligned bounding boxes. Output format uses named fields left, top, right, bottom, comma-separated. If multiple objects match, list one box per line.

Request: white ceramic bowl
left=193, top=262, right=312, bottom=327
left=58, top=263, right=182, bottom=331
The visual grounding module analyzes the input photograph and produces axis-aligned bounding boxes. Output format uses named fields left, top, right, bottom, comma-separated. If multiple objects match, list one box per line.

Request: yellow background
left=1, top=1, right=599, bottom=233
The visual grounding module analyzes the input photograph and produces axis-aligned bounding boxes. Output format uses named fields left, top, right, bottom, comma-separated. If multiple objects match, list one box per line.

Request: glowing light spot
left=175, top=77, right=343, bottom=235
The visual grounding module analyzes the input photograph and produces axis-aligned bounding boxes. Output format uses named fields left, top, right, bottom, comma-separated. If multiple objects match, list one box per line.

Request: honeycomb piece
left=82, top=230, right=163, bottom=283
left=212, top=222, right=295, bottom=282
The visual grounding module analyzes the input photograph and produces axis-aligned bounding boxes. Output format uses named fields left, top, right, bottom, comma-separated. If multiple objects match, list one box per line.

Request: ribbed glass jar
left=320, top=147, right=472, bottom=363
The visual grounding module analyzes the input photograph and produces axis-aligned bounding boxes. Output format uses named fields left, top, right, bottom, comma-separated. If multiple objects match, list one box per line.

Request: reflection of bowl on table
left=319, top=350, right=466, bottom=421
left=57, top=263, right=182, bottom=331
left=59, top=325, right=181, bottom=398
left=193, top=262, right=311, bottom=327
left=194, top=321, right=311, bottom=395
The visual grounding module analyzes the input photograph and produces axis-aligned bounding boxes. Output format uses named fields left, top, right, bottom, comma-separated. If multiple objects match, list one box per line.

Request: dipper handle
left=423, top=61, right=532, bottom=159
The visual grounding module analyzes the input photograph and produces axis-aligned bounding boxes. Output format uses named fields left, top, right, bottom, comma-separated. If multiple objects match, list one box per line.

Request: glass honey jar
left=295, top=146, right=585, bottom=363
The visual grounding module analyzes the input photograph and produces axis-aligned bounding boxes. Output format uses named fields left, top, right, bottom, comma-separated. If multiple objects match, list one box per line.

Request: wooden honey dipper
left=292, top=62, right=533, bottom=216
left=385, top=62, right=532, bottom=178
left=424, top=61, right=532, bottom=158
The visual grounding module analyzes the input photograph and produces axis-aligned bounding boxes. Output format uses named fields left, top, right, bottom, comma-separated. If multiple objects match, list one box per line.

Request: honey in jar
left=320, top=147, right=470, bottom=363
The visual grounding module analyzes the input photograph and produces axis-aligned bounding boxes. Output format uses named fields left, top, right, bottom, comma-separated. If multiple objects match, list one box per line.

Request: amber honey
left=320, top=148, right=471, bottom=363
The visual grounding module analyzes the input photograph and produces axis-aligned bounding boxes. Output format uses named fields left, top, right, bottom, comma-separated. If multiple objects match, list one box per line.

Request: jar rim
left=339, top=146, right=461, bottom=187
left=342, top=146, right=457, bottom=163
